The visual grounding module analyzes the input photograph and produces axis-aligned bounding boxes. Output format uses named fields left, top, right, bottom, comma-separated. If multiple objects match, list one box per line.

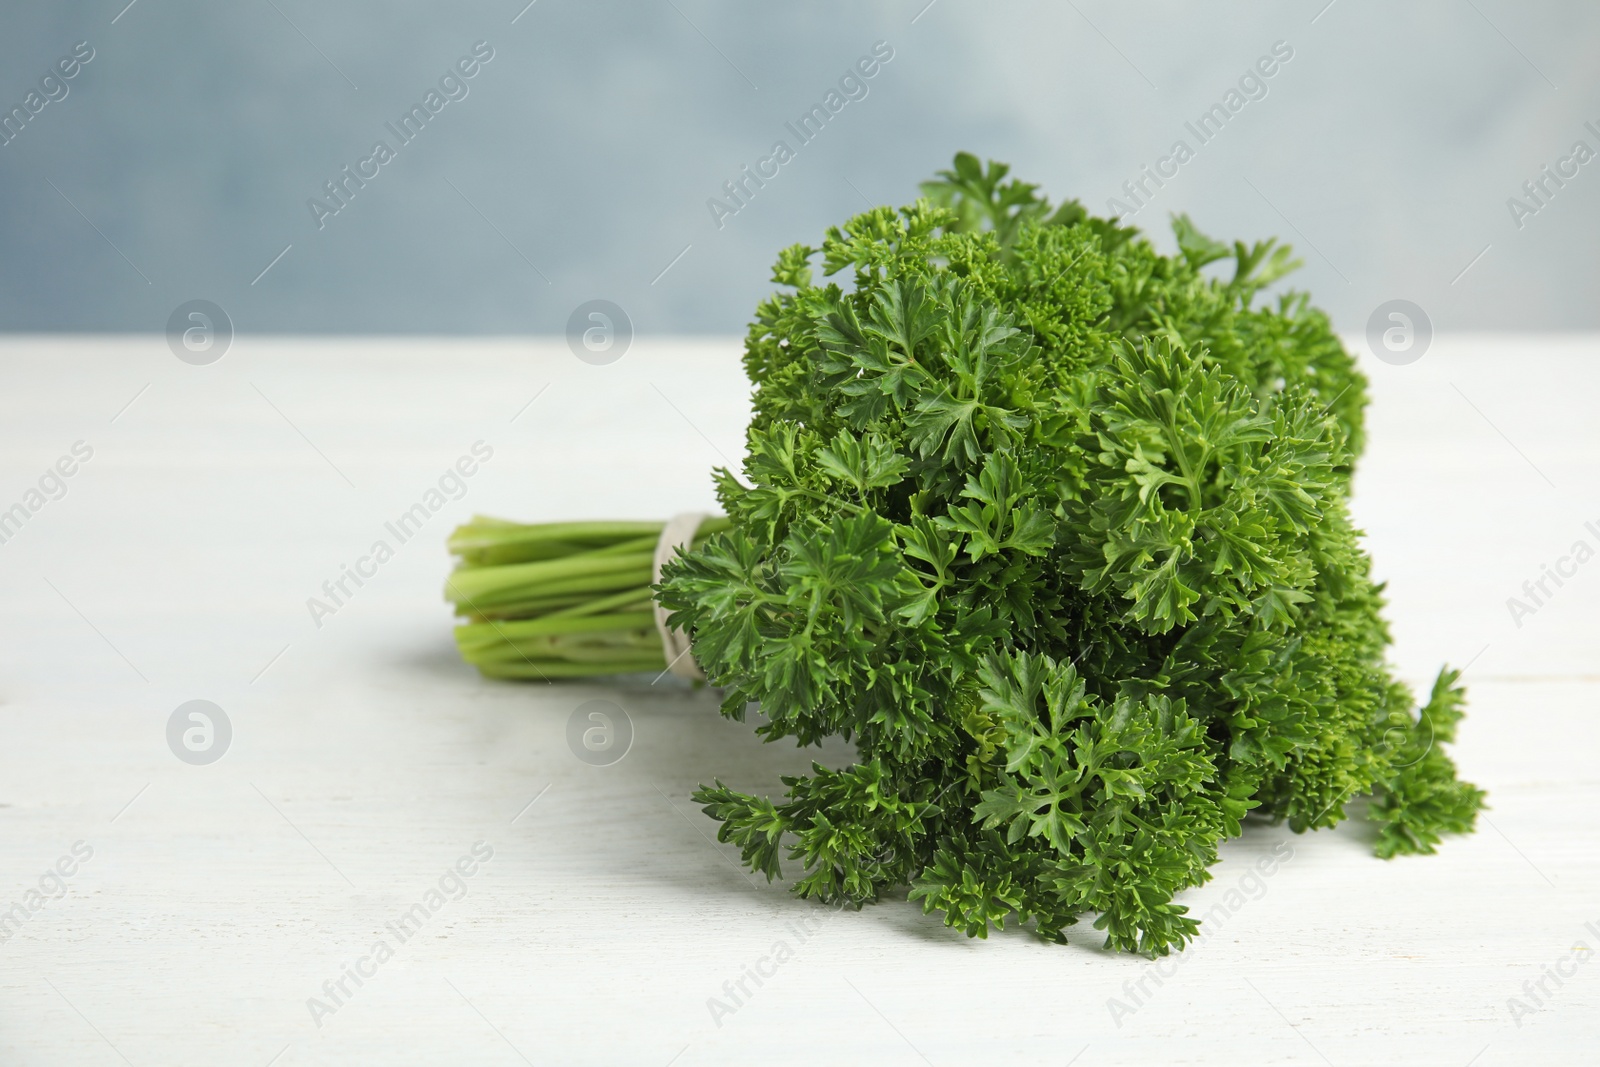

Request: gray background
left=0, top=0, right=1596, bottom=336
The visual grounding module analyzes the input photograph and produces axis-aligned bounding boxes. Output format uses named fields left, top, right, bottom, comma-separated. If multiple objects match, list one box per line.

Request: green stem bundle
left=445, top=516, right=730, bottom=679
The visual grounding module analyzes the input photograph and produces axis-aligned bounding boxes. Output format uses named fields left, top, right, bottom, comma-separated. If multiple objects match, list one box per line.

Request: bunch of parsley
left=657, top=154, right=1484, bottom=955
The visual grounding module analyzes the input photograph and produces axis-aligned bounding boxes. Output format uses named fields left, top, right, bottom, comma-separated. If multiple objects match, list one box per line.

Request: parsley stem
left=445, top=515, right=729, bottom=676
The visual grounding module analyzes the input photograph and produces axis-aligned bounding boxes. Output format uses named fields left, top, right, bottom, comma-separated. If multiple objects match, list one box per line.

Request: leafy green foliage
left=658, top=154, right=1484, bottom=955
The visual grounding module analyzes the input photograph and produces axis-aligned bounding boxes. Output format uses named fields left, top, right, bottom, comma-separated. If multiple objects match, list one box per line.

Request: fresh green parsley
left=656, top=153, right=1485, bottom=955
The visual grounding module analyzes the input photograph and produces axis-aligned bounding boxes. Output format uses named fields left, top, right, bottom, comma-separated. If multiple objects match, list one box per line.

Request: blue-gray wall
left=1, top=1, right=1596, bottom=335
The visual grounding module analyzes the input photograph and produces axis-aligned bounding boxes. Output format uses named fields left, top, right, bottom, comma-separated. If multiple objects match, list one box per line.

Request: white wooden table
left=0, top=334, right=1595, bottom=1066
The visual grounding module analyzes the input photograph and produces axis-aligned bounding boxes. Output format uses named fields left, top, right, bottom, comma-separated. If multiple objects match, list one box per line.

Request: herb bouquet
left=451, top=155, right=1485, bottom=955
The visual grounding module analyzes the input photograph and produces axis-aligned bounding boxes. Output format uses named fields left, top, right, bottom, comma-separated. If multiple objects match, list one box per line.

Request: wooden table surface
left=0, top=334, right=1595, bottom=1066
